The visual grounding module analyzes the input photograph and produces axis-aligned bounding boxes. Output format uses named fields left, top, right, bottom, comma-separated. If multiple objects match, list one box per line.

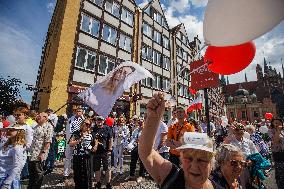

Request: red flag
left=187, top=97, right=203, bottom=112
left=188, top=87, right=197, bottom=95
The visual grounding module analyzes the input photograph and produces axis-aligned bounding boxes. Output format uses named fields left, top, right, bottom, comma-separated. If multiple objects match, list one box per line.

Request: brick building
left=224, top=58, right=284, bottom=121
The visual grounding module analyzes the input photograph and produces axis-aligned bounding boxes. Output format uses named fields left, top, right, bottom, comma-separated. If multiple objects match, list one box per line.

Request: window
left=177, top=63, right=181, bottom=73
left=143, top=22, right=152, bottom=37
left=184, top=69, right=189, bottom=80
left=121, top=8, right=134, bottom=26
left=242, top=111, right=246, bottom=119
left=176, top=46, right=182, bottom=57
left=81, top=14, right=91, bottom=33
left=153, top=75, right=161, bottom=89
left=98, top=55, right=115, bottom=75
left=75, top=47, right=96, bottom=71
left=142, top=45, right=152, bottom=61
left=119, top=34, right=132, bottom=52
left=152, top=50, right=161, bottom=65
left=253, top=111, right=259, bottom=117
left=163, top=56, right=170, bottom=70
left=76, top=48, right=87, bottom=68
left=182, top=35, right=187, bottom=44
left=163, top=78, right=170, bottom=90
left=183, top=51, right=188, bottom=61
left=92, top=0, right=103, bottom=6
left=153, top=11, right=162, bottom=25
left=145, top=6, right=151, bottom=15
left=81, top=14, right=100, bottom=37
left=184, top=85, right=189, bottom=97
left=177, top=32, right=181, bottom=39
left=102, top=24, right=117, bottom=45
left=141, top=77, right=152, bottom=87
left=178, top=84, right=183, bottom=96
left=162, top=36, right=170, bottom=49
left=105, top=0, right=120, bottom=18
left=154, top=30, right=161, bottom=44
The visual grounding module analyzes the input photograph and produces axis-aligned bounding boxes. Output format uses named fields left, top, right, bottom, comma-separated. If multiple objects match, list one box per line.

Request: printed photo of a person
left=78, top=61, right=153, bottom=118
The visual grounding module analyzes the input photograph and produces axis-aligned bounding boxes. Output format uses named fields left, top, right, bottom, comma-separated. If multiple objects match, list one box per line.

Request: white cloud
left=138, top=0, right=149, bottom=8
left=191, top=0, right=208, bottom=7
left=47, top=2, right=55, bottom=13
left=164, top=6, right=203, bottom=41
left=0, top=19, right=41, bottom=102
left=169, top=0, right=190, bottom=13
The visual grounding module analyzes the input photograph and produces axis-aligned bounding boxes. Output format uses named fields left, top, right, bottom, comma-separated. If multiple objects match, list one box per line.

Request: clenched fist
left=146, top=92, right=165, bottom=120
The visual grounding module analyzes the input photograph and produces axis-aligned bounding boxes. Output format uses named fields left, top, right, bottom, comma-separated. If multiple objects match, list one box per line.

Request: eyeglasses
left=230, top=160, right=247, bottom=167
left=235, top=128, right=245, bottom=131
left=14, top=114, right=23, bottom=117
left=84, top=122, right=91, bottom=126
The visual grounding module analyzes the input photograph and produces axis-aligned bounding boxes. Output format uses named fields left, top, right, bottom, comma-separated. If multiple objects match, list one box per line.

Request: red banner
left=190, top=59, right=220, bottom=90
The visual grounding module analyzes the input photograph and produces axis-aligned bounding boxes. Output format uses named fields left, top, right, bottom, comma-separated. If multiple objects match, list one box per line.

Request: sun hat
left=176, top=132, right=214, bottom=153
left=0, top=123, right=25, bottom=131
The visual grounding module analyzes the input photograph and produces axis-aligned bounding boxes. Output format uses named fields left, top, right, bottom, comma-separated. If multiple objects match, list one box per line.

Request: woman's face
left=221, top=154, right=245, bottom=180
left=118, top=116, right=125, bottom=125
left=14, top=112, right=26, bottom=124
left=82, top=120, right=91, bottom=132
left=180, top=149, right=213, bottom=187
left=6, top=129, right=18, bottom=137
left=112, top=67, right=133, bottom=86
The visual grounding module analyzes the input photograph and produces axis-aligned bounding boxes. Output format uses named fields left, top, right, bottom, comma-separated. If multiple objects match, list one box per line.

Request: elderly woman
left=211, top=144, right=246, bottom=189
left=138, top=93, right=219, bottom=189
left=270, top=117, right=284, bottom=188
left=245, top=125, right=269, bottom=158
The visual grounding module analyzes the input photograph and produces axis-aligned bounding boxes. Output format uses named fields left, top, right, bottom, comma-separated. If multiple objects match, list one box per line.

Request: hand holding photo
left=78, top=61, right=154, bottom=118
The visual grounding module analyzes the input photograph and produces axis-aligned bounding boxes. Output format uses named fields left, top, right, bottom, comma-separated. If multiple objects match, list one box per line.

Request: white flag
left=78, top=61, right=154, bottom=118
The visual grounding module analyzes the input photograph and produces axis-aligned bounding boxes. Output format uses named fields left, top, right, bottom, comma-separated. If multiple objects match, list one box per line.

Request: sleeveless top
left=161, top=164, right=224, bottom=189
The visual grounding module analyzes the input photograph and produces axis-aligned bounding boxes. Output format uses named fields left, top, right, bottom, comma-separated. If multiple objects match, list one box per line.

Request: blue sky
left=0, top=0, right=283, bottom=103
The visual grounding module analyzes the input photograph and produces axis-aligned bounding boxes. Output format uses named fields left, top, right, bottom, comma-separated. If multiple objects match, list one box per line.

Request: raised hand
left=146, top=92, right=165, bottom=120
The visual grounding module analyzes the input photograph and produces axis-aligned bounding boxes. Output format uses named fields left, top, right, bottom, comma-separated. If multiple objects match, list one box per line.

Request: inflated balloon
left=88, top=111, right=94, bottom=117
left=205, top=42, right=256, bottom=75
left=259, top=126, right=268, bottom=134
left=105, top=117, right=114, bottom=127
left=204, top=0, right=284, bottom=46
left=264, top=113, right=273, bottom=120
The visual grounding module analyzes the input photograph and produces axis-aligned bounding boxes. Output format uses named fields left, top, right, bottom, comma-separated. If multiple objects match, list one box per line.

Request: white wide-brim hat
left=176, top=132, right=214, bottom=153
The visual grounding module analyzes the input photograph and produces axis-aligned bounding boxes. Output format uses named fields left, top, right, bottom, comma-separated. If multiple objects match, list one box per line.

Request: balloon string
left=166, top=43, right=208, bottom=93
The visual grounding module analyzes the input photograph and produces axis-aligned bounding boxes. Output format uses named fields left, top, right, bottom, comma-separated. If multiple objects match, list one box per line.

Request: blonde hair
left=3, top=129, right=26, bottom=150
left=80, top=119, right=92, bottom=132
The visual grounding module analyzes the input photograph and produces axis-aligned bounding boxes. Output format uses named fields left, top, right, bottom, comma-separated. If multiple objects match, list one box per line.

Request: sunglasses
left=84, top=122, right=91, bottom=126
left=230, top=160, right=247, bottom=167
left=235, top=128, right=245, bottom=131
left=14, top=114, right=23, bottom=117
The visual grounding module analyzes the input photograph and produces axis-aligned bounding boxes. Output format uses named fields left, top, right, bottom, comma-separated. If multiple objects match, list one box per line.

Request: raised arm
left=138, top=93, right=172, bottom=185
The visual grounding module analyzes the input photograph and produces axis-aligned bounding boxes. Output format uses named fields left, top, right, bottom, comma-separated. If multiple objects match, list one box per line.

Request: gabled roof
left=141, top=0, right=169, bottom=29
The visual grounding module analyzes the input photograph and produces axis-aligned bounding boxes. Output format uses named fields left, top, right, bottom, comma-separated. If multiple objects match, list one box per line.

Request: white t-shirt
left=154, top=122, right=169, bottom=153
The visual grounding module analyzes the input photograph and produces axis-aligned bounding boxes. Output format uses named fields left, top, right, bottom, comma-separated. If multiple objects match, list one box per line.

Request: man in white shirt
left=154, top=120, right=169, bottom=160
left=64, top=107, right=84, bottom=178
left=167, top=109, right=177, bottom=128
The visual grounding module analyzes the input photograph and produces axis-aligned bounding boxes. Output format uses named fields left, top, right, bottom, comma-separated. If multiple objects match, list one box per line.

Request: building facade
left=33, top=0, right=200, bottom=117
left=224, top=58, right=283, bottom=121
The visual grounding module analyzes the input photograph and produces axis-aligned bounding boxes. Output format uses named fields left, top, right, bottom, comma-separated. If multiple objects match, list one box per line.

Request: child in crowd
left=56, top=132, right=66, bottom=162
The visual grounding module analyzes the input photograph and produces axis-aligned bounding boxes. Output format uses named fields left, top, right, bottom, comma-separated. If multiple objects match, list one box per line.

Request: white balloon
left=243, top=132, right=251, bottom=139
left=259, top=126, right=268, bottom=134
left=204, top=0, right=284, bottom=46
left=88, top=111, right=94, bottom=117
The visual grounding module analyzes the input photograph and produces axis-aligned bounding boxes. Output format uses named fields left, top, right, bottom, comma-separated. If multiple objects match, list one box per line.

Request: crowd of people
left=0, top=93, right=284, bottom=189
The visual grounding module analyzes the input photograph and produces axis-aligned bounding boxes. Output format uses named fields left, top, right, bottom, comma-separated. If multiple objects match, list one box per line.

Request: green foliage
left=0, top=76, right=22, bottom=115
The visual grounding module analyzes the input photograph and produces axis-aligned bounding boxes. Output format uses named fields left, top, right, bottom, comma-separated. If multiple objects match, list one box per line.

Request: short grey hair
left=245, top=124, right=255, bottom=132
left=215, top=144, right=244, bottom=169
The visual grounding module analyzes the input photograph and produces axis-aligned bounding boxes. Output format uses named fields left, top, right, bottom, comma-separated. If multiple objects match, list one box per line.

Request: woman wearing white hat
left=0, top=124, right=27, bottom=189
left=138, top=93, right=219, bottom=189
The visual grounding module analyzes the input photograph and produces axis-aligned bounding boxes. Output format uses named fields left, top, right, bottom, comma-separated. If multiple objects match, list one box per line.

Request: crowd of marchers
left=0, top=93, right=284, bottom=189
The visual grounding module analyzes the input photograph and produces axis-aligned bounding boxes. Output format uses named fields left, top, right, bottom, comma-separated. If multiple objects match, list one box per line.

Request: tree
left=0, top=76, right=22, bottom=115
